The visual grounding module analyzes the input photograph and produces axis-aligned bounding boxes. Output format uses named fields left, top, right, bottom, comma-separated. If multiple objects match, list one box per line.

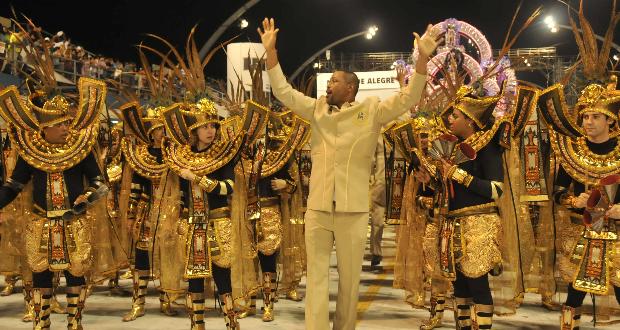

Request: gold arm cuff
left=445, top=165, right=457, bottom=179
left=452, top=168, right=473, bottom=187
left=196, top=176, right=219, bottom=193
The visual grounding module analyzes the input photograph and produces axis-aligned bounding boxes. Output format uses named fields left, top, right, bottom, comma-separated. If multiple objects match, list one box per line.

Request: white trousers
left=304, top=205, right=368, bottom=330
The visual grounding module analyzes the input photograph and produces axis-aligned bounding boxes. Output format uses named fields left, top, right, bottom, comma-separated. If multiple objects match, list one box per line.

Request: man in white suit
left=258, top=18, right=439, bottom=330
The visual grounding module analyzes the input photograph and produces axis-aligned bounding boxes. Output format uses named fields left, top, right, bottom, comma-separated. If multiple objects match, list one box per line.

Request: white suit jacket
left=267, top=64, right=427, bottom=212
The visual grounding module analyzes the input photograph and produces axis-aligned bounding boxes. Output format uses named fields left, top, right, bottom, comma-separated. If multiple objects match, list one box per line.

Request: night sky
left=2, top=0, right=618, bottom=80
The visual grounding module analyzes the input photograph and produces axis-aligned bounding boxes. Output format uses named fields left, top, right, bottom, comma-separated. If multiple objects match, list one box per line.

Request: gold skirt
left=556, top=216, right=584, bottom=284
left=450, top=213, right=502, bottom=278
left=423, top=221, right=444, bottom=280
left=256, top=205, right=283, bottom=256
left=558, top=221, right=620, bottom=291
left=610, top=240, right=620, bottom=287
left=183, top=215, right=234, bottom=271
left=25, top=214, right=92, bottom=276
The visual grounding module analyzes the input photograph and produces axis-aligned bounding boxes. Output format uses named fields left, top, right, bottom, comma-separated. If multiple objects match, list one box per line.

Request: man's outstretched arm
left=259, top=18, right=316, bottom=121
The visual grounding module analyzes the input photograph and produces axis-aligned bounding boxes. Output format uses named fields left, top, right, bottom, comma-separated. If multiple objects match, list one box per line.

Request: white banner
left=316, top=70, right=400, bottom=102
left=226, top=42, right=270, bottom=101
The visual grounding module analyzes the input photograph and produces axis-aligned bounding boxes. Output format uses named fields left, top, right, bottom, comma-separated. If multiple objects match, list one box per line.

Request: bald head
left=326, top=70, right=359, bottom=107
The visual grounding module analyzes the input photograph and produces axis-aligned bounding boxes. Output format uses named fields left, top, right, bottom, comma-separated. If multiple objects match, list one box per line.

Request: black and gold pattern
left=261, top=115, right=310, bottom=177
left=0, top=77, right=106, bottom=172
left=121, top=139, right=167, bottom=180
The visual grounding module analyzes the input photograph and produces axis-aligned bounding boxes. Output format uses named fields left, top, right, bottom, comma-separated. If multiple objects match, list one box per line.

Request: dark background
left=2, top=0, right=618, bottom=79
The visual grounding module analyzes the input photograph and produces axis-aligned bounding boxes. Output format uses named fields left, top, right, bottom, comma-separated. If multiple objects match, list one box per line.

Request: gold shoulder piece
left=161, top=133, right=245, bottom=177
left=106, top=129, right=124, bottom=183
left=261, top=115, right=310, bottom=177
left=72, top=77, right=107, bottom=130
left=537, top=84, right=583, bottom=139
left=465, top=118, right=507, bottom=152
left=0, top=86, right=40, bottom=131
left=392, top=120, right=417, bottom=163
left=161, top=103, right=191, bottom=145
left=242, top=100, right=270, bottom=145
left=120, top=102, right=151, bottom=143
left=511, top=85, right=539, bottom=138
left=121, top=138, right=167, bottom=180
left=550, top=130, right=620, bottom=186
left=382, top=122, right=397, bottom=151
left=9, top=125, right=99, bottom=172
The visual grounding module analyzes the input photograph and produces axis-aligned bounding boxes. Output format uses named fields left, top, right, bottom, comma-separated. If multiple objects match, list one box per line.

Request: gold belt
left=448, top=202, right=498, bottom=218
left=209, top=207, right=230, bottom=219
left=188, top=207, right=230, bottom=223
left=33, top=205, right=69, bottom=219
left=260, top=197, right=280, bottom=207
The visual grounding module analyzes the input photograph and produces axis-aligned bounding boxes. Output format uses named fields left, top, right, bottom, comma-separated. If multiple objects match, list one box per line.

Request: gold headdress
left=442, top=85, right=501, bottom=129
left=537, top=0, right=620, bottom=138
left=182, top=98, right=220, bottom=132
left=147, top=27, right=268, bottom=176
left=575, top=78, right=620, bottom=121
left=0, top=17, right=105, bottom=172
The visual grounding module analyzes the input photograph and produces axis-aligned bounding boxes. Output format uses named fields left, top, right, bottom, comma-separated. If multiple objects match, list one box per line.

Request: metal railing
left=0, top=42, right=226, bottom=103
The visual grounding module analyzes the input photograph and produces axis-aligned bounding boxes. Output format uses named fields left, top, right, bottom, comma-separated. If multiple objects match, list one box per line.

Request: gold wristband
left=197, top=176, right=219, bottom=193
left=451, top=168, right=474, bottom=187
left=445, top=165, right=457, bottom=179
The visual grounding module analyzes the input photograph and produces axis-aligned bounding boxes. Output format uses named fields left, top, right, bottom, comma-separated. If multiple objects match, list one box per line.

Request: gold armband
left=451, top=168, right=474, bottom=187
left=196, top=176, right=219, bottom=193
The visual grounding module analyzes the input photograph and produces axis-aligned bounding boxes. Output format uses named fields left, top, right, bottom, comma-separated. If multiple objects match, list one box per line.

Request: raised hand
left=413, top=24, right=443, bottom=59
left=395, top=65, right=408, bottom=88
left=257, top=18, right=279, bottom=51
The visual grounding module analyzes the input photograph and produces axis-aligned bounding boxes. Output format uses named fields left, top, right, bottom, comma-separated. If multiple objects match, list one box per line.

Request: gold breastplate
left=121, top=138, right=166, bottom=181
left=9, top=125, right=98, bottom=172
left=161, top=134, right=244, bottom=177
left=550, top=131, right=620, bottom=186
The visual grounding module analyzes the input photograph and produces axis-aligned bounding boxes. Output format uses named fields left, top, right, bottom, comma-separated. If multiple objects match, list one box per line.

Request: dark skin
left=442, top=109, right=475, bottom=174
left=258, top=17, right=439, bottom=107
left=326, top=71, right=357, bottom=108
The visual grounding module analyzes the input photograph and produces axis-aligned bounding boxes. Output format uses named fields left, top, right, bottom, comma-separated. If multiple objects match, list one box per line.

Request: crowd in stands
left=0, top=20, right=154, bottom=91
left=0, top=18, right=225, bottom=100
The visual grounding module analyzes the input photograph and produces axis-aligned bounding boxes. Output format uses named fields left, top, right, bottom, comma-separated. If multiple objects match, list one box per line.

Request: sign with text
left=316, top=70, right=400, bottom=101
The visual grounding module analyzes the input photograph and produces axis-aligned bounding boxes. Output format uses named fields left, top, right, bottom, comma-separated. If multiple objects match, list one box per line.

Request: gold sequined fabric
left=423, top=222, right=443, bottom=280
left=393, top=175, right=425, bottom=307
left=212, top=217, right=233, bottom=269
left=456, top=213, right=502, bottom=278
left=25, top=214, right=92, bottom=276
left=256, top=205, right=283, bottom=256
left=149, top=171, right=186, bottom=294
left=610, top=240, right=620, bottom=287
left=555, top=208, right=583, bottom=283
left=277, top=162, right=306, bottom=293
